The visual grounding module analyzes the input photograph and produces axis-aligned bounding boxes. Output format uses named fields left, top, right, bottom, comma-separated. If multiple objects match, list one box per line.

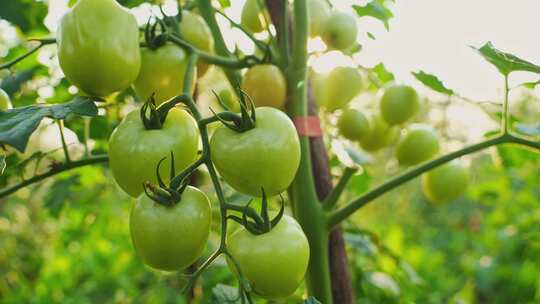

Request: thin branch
left=503, top=74, right=510, bottom=134
left=323, top=167, right=358, bottom=211
left=56, top=119, right=71, bottom=163
left=326, top=134, right=540, bottom=229
left=0, top=155, right=108, bottom=199
left=0, top=38, right=56, bottom=70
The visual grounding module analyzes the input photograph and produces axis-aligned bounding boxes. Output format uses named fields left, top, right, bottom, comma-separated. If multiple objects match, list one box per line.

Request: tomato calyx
left=143, top=152, right=189, bottom=206
left=227, top=189, right=285, bottom=235
left=139, top=96, right=165, bottom=130
left=144, top=17, right=169, bottom=50
left=212, top=88, right=257, bottom=133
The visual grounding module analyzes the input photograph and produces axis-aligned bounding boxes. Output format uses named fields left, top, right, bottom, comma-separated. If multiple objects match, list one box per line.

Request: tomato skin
left=210, top=107, right=300, bottom=197
left=241, top=65, right=287, bottom=108
left=108, top=108, right=200, bottom=197
left=227, top=214, right=309, bottom=299
left=380, top=85, right=420, bottom=125
left=337, top=109, right=369, bottom=141
left=315, top=67, right=362, bottom=112
left=321, top=12, right=358, bottom=50
left=179, top=11, right=214, bottom=77
left=130, top=186, right=211, bottom=271
left=422, top=162, right=469, bottom=203
left=0, top=88, right=12, bottom=111
left=359, top=114, right=399, bottom=151
left=308, top=0, right=331, bottom=37
left=133, top=44, right=195, bottom=105
left=395, top=124, right=439, bottom=166
left=57, top=0, right=140, bottom=96
left=241, top=0, right=269, bottom=33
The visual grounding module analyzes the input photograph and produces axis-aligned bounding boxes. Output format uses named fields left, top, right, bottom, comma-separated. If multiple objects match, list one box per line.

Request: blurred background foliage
left=0, top=0, right=539, bottom=303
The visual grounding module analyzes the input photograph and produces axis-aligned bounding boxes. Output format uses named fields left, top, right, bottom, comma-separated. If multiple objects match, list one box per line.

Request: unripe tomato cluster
left=53, top=0, right=309, bottom=300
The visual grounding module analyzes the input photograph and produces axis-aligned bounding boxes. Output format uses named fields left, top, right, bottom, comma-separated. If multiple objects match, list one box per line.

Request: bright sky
left=352, top=0, right=540, bottom=101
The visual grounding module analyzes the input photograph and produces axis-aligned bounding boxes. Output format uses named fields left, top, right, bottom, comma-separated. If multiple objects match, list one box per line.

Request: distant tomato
left=422, top=162, right=469, bottom=204
left=179, top=11, right=214, bottom=77
left=57, top=0, right=140, bottom=96
left=314, top=67, right=362, bottom=112
left=0, top=88, right=12, bottom=111
left=227, top=214, right=309, bottom=299
left=132, top=44, right=195, bottom=105
left=321, top=12, right=358, bottom=50
left=359, top=114, right=399, bottom=152
left=395, top=124, right=439, bottom=166
left=337, top=109, right=370, bottom=141
left=241, top=0, right=270, bottom=33
left=130, top=186, right=211, bottom=271
left=309, top=0, right=331, bottom=37
left=380, top=85, right=420, bottom=125
left=241, top=65, right=287, bottom=108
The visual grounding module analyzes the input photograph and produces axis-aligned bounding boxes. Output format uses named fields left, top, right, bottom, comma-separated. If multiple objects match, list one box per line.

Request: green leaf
left=412, top=70, right=454, bottom=95
left=371, top=63, right=395, bottom=85
left=210, top=284, right=240, bottom=304
left=0, top=96, right=99, bottom=152
left=515, top=123, right=540, bottom=136
left=353, top=1, right=393, bottom=30
left=44, top=175, right=80, bottom=217
left=218, top=0, right=231, bottom=8
left=472, top=42, right=540, bottom=76
left=0, top=0, right=48, bottom=33
left=367, top=32, right=376, bottom=40
left=344, top=145, right=372, bottom=165
left=0, top=156, right=5, bottom=175
left=304, top=296, right=322, bottom=304
left=520, top=79, right=540, bottom=89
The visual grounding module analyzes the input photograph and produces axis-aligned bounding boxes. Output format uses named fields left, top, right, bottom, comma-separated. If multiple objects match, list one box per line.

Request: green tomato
left=321, top=12, right=358, bottom=50
left=217, top=89, right=241, bottom=112
left=308, top=0, right=331, bottom=37
left=380, top=85, right=420, bottom=125
left=337, top=109, right=369, bottom=141
left=241, top=64, right=287, bottom=109
left=130, top=186, right=211, bottom=271
left=359, top=114, right=399, bottom=152
left=179, top=11, right=214, bottom=77
left=133, top=44, right=195, bottom=105
left=57, top=0, right=140, bottom=96
left=227, top=214, right=309, bottom=299
left=422, top=162, right=469, bottom=204
left=0, top=88, right=12, bottom=111
left=395, top=124, right=439, bottom=166
left=241, top=0, right=270, bottom=33
left=210, top=107, right=300, bottom=197
left=315, top=67, right=362, bottom=112
left=109, top=108, right=200, bottom=197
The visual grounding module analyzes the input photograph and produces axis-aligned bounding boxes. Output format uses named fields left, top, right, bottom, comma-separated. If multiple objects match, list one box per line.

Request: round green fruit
left=359, top=114, right=399, bottom=152
left=130, top=186, right=211, bottom=271
left=241, top=64, right=287, bottom=108
left=315, top=67, right=362, bottom=112
left=308, top=0, right=331, bottom=37
left=109, top=108, right=200, bottom=197
left=337, top=109, right=370, bottom=141
left=179, top=11, right=214, bottom=77
left=210, top=107, right=300, bottom=197
left=0, top=88, right=12, bottom=111
left=380, top=85, right=420, bottom=125
left=57, top=0, right=140, bottom=96
left=133, top=44, right=195, bottom=105
left=395, top=124, right=439, bottom=166
left=422, top=162, right=469, bottom=204
left=241, top=0, right=270, bottom=33
left=321, top=12, right=358, bottom=50
left=227, top=214, right=309, bottom=299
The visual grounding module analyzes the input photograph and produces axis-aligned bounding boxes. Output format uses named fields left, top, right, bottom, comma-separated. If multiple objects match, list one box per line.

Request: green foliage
left=0, top=97, right=99, bottom=152
left=353, top=0, right=393, bottom=30
left=412, top=70, right=454, bottom=95
left=472, top=42, right=540, bottom=76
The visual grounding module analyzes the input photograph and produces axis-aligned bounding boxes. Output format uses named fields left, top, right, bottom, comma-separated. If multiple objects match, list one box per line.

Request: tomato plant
left=359, top=114, right=399, bottom=151
left=108, top=107, right=199, bottom=197
left=210, top=107, right=300, bottom=197
left=380, top=84, right=420, bottom=125
left=422, top=162, right=469, bottom=203
left=314, top=66, right=363, bottom=112
left=337, top=108, right=370, bottom=141
left=241, top=64, right=287, bottom=108
left=241, top=0, right=269, bottom=33
left=395, top=124, right=440, bottom=166
left=179, top=11, right=214, bottom=77
left=133, top=44, right=194, bottom=105
left=130, top=186, right=211, bottom=271
left=227, top=214, right=309, bottom=299
left=308, top=0, right=331, bottom=37
left=56, top=0, right=140, bottom=96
